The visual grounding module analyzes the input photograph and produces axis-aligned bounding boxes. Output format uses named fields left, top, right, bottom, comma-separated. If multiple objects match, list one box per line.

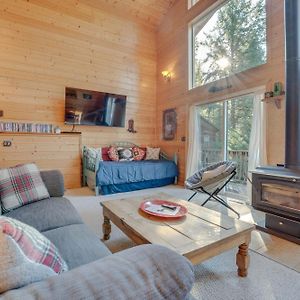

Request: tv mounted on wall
left=64, top=87, right=127, bottom=128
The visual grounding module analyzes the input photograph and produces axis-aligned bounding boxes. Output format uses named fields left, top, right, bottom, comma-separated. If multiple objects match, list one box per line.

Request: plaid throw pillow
left=132, top=146, right=146, bottom=161
left=0, top=163, right=50, bottom=213
left=0, top=227, right=56, bottom=294
left=0, top=217, right=68, bottom=274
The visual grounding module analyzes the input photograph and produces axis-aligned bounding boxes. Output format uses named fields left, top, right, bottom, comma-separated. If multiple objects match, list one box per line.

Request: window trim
left=188, top=0, right=198, bottom=10
left=188, top=0, right=227, bottom=90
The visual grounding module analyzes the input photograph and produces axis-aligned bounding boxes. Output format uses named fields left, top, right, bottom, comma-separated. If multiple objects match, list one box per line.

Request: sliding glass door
left=198, top=94, right=254, bottom=198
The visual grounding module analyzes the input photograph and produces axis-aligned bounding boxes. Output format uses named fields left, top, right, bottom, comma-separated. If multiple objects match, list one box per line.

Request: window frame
left=188, top=0, right=199, bottom=9
left=188, top=0, right=267, bottom=90
left=188, top=1, right=225, bottom=90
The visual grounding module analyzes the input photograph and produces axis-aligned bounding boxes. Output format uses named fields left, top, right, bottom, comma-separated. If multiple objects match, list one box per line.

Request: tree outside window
left=192, top=0, right=267, bottom=88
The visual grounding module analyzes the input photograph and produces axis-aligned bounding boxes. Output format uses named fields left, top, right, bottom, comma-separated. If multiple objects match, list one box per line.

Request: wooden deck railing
left=201, top=149, right=249, bottom=183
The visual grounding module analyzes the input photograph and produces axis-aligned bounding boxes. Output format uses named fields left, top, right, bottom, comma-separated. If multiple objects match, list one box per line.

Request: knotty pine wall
left=156, top=0, right=285, bottom=184
left=0, top=133, right=81, bottom=188
left=0, top=0, right=157, bottom=187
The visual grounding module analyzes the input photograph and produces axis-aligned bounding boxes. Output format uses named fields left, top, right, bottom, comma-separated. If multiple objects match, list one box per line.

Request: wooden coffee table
left=101, top=193, right=254, bottom=277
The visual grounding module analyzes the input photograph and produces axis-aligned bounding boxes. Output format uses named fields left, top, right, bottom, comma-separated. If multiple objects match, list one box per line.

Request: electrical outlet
left=3, top=140, right=12, bottom=147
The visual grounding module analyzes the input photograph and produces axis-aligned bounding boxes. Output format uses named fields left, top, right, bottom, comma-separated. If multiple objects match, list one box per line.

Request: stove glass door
left=262, top=183, right=300, bottom=213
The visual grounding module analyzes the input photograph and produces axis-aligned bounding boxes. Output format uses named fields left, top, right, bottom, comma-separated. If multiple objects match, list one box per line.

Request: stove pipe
left=285, top=0, right=300, bottom=169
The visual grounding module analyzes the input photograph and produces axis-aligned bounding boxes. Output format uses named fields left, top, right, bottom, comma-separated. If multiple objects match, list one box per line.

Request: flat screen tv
left=64, top=87, right=126, bottom=127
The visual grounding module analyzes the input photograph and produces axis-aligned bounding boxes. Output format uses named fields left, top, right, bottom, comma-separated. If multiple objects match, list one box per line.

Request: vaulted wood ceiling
left=81, top=0, right=177, bottom=29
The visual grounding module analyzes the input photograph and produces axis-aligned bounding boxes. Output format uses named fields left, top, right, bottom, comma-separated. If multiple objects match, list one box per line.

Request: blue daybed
left=82, top=142, right=178, bottom=195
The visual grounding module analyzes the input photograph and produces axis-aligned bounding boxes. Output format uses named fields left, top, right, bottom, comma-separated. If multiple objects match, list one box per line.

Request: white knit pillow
left=145, top=147, right=160, bottom=160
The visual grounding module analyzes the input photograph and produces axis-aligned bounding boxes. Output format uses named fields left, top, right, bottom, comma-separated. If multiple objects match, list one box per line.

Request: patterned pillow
left=117, top=148, right=134, bottom=161
left=0, top=217, right=68, bottom=275
left=0, top=163, right=50, bottom=213
left=108, top=146, right=119, bottom=161
left=85, top=147, right=102, bottom=171
left=101, top=147, right=111, bottom=161
left=132, top=146, right=146, bottom=161
left=0, top=226, right=56, bottom=294
left=145, top=147, right=160, bottom=160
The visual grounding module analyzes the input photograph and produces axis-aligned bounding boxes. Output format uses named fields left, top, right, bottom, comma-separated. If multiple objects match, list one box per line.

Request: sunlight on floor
left=65, top=184, right=300, bottom=272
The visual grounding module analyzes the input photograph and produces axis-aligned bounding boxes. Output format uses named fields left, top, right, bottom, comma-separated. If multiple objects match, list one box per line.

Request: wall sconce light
left=162, top=70, right=171, bottom=81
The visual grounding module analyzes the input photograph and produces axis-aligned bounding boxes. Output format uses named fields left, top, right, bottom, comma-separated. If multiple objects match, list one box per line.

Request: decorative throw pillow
left=0, top=217, right=68, bottom=275
left=85, top=147, right=102, bottom=171
left=0, top=163, right=50, bottom=213
left=132, top=146, right=146, bottom=161
left=0, top=227, right=55, bottom=294
left=117, top=148, right=134, bottom=161
left=145, top=147, right=160, bottom=160
left=108, top=146, right=119, bottom=161
left=0, top=217, right=68, bottom=294
left=101, top=147, right=111, bottom=161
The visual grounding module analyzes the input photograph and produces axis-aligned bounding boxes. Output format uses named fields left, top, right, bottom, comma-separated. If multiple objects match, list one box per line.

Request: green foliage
left=199, top=95, right=253, bottom=152
left=194, top=0, right=266, bottom=86
left=227, top=95, right=253, bottom=151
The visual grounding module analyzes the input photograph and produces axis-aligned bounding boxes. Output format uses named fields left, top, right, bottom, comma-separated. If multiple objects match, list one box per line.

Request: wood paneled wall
left=0, top=133, right=81, bottom=188
left=0, top=0, right=285, bottom=188
left=156, top=0, right=285, bottom=184
left=0, top=0, right=158, bottom=187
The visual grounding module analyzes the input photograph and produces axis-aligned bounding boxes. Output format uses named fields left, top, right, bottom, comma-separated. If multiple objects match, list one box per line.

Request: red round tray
left=139, top=199, right=187, bottom=218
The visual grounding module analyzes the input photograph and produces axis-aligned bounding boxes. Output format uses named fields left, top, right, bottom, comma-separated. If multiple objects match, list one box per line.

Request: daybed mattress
left=96, top=160, right=178, bottom=195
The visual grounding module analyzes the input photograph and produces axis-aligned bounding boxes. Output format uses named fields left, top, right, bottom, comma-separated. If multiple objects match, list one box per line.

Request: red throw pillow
left=132, top=146, right=146, bottom=161
left=108, top=146, right=119, bottom=161
left=101, top=147, right=111, bottom=161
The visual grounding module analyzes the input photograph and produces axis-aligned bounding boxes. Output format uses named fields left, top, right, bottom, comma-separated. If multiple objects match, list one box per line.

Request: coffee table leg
left=103, top=216, right=111, bottom=240
left=236, top=243, right=249, bottom=277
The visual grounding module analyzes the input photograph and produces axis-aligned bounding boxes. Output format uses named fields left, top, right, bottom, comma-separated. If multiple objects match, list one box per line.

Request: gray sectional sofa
left=1, top=170, right=194, bottom=299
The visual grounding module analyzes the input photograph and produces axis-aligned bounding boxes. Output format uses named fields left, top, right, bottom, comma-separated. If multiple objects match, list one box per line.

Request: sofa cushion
left=0, top=217, right=68, bottom=275
left=1, top=245, right=194, bottom=300
left=0, top=163, right=50, bottom=213
left=4, top=197, right=83, bottom=233
left=43, top=224, right=111, bottom=269
left=40, top=170, right=65, bottom=197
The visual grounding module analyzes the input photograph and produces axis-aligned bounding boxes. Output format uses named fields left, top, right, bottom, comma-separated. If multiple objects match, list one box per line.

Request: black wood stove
left=252, top=0, right=300, bottom=244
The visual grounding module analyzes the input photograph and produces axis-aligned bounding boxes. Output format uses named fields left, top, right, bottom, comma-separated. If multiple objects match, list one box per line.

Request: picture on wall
left=163, top=109, right=177, bottom=140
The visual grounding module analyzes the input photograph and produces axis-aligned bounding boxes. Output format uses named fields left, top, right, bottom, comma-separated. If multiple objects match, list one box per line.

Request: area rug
left=189, top=249, right=300, bottom=300
left=66, top=189, right=300, bottom=300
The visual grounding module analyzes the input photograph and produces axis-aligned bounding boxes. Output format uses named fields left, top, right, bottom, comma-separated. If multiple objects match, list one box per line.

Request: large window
left=191, top=0, right=267, bottom=88
left=198, top=94, right=254, bottom=198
